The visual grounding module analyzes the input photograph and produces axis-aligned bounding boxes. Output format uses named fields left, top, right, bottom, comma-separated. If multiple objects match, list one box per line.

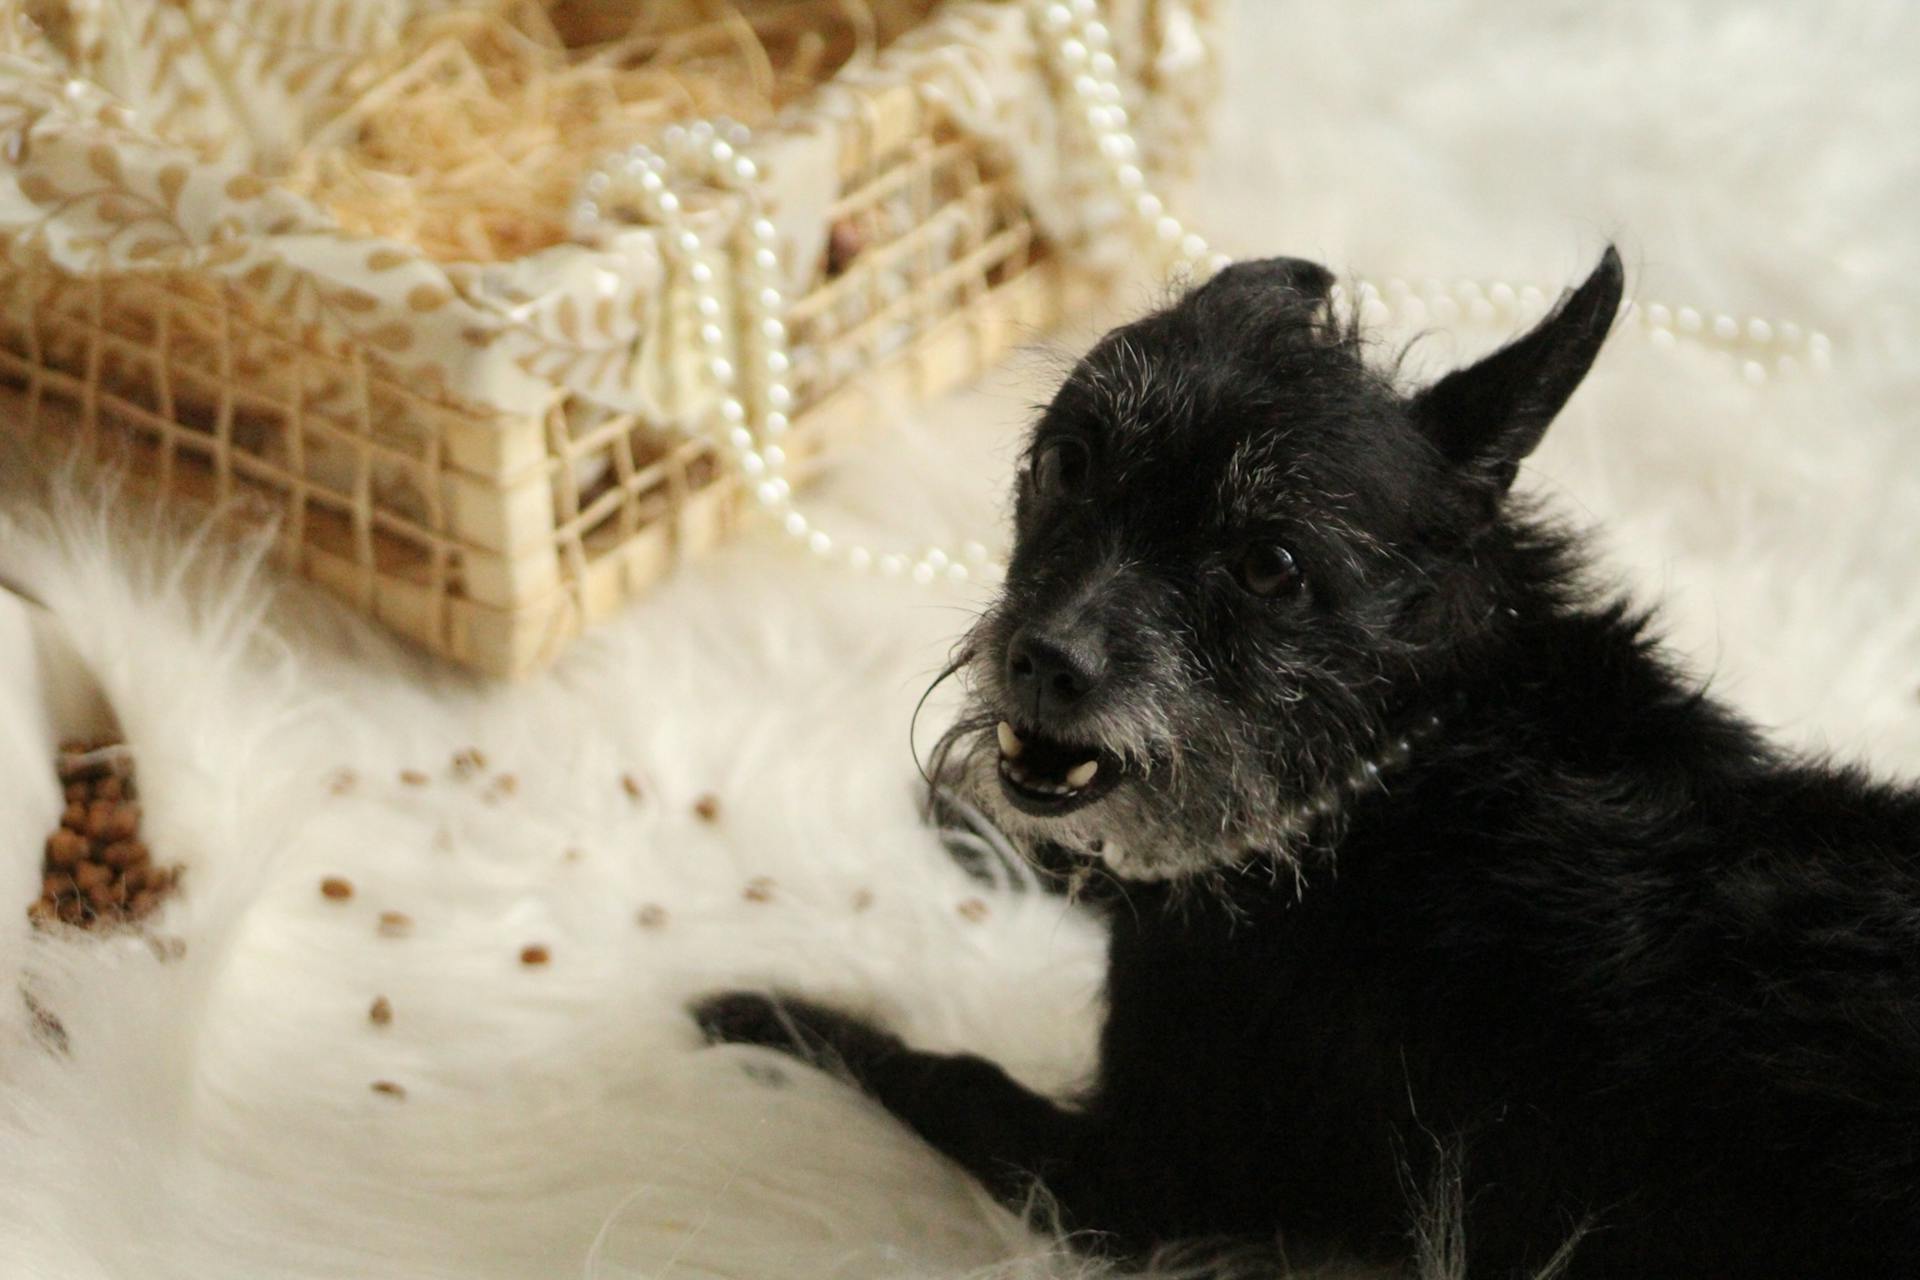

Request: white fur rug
left=3, top=3, right=1919, bottom=1277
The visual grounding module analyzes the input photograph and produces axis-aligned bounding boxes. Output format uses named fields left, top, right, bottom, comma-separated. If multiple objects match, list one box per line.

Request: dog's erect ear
left=1412, top=246, right=1623, bottom=496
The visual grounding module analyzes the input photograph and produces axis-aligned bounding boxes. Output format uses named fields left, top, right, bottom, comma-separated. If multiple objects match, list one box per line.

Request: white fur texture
left=2, top=3, right=1918, bottom=1277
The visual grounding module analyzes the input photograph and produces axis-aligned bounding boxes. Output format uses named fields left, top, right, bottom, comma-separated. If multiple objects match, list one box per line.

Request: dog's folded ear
left=1195, top=256, right=1336, bottom=306
left=1412, top=246, right=1624, bottom=501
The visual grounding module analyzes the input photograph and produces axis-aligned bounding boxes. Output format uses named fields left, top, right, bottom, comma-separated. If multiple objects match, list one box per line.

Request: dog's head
left=942, top=249, right=1623, bottom=882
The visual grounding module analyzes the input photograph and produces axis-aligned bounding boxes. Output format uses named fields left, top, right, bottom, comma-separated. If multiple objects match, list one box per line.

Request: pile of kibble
left=30, top=740, right=178, bottom=929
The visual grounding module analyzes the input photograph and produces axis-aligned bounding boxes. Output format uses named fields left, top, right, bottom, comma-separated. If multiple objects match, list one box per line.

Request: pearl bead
left=763, top=411, right=789, bottom=435
left=757, top=286, right=782, bottom=310
left=1135, top=192, right=1163, bottom=220
left=1677, top=307, right=1702, bottom=333
left=753, top=247, right=779, bottom=272
left=1649, top=328, right=1677, bottom=351
left=963, top=541, right=989, bottom=563
left=700, top=323, right=724, bottom=347
left=655, top=191, right=680, bottom=216
left=880, top=555, right=907, bottom=577
left=708, top=357, right=734, bottom=382
left=761, top=319, right=786, bottom=342
left=947, top=564, right=970, bottom=583
left=733, top=157, right=757, bottom=183
left=1116, top=164, right=1144, bottom=190
left=925, top=548, right=949, bottom=570
left=763, top=445, right=786, bottom=469
left=1155, top=216, right=1182, bottom=243
left=1179, top=233, right=1208, bottom=261
left=676, top=230, right=700, bottom=254
left=1712, top=314, right=1739, bottom=341
left=808, top=531, right=832, bottom=556
left=1742, top=360, right=1767, bottom=385
left=848, top=547, right=872, bottom=572
left=719, top=398, right=745, bottom=424
left=1061, top=38, right=1087, bottom=64
left=1041, top=4, right=1071, bottom=32
left=911, top=563, right=936, bottom=585
left=751, top=218, right=777, bottom=242
left=710, top=141, right=733, bottom=164
left=1489, top=282, right=1515, bottom=309
left=766, top=385, right=793, bottom=410
left=1647, top=303, right=1672, bottom=329
left=783, top=512, right=808, bottom=538
left=1747, top=319, right=1773, bottom=344
left=689, top=262, right=713, bottom=284
left=727, top=426, right=753, bottom=451
left=696, top=295, right=721, bottom=318
left=1091, top=52, right=1118, bottom=78
left=755, top=481, right=782, bottom=507
left=765, top=351, right=790, bottom=375
left=740, top=452, right=766, bottom=477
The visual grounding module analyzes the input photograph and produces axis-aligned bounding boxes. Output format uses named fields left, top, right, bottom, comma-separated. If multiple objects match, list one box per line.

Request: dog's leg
left=692, top=992, right=1092, bottom=1211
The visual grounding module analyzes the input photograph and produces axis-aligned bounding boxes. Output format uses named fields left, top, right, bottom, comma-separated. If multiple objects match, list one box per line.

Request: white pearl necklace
left=571, top=0, right=1833, bottom=591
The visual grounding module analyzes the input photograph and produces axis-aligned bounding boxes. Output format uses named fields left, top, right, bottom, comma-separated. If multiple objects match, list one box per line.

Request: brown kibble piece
left=852, top=889, right=874, bottom=912
left=636, top=903, right=668, bottom=929
left=620, top=773, right=643, bottom=801
left=519, top=943, right=550, bottom=966
left=129, top=891, right=159, bottom=918
left=827, top=218, right=864, bottom=275
left=94, top=776, right=123, bottom=802
left=84, top=799, right=116, bottom=839
left=45, top=829, right=86, bottom=868
left=87, top=879, right=125, bottom=910
left=43, top=871, right=76, bottom=900
left=26, top=899, right=55, bottom=927
left=957, top=897, right=990, bottom=923
left=61, top=801, right=87, bottom=830
left=64, top=781, right=87, bottom=803
left=320, top=876, right=354, bottom=901
left=399, top=769, right=429, bottom=787
left=56, top=897, right=86, bottom=925
left=329, top=769, right=357, bottom=796
left=369, top=995, right=393, bottom=1026
left=693, top=793, right=721, bottom=823
left=102, top=839, right=147, bottom=870
left=74, top=861, right=112, bottom=891
left=102, top=802, right=139, bottom=842
left=370, top=1080, right=407, bottom=1099
left=452, top=748, right=487, bottom=778
left=377, top=910, right=413, bottom=938
left=743, top=876, right=775, bottom=903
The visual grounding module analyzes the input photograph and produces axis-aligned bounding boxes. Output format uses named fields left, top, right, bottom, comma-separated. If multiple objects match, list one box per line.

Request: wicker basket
left=0, top=0, right=1217, bottom=675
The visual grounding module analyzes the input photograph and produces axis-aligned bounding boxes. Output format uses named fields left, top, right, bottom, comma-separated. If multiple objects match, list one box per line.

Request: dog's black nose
left=1007, top=629, right=1104, bottom=719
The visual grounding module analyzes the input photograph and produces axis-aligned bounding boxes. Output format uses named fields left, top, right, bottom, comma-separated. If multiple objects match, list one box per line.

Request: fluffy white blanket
left=2, top=3, right=1917, bottom=1277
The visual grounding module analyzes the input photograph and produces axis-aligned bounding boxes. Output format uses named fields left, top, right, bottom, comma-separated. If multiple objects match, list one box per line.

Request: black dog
left=695, top=249, right=1920, bottom=1276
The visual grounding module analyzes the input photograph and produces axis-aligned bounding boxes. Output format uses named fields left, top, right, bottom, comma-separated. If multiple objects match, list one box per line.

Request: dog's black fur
left=695, top=249, right=1920, bottom=1276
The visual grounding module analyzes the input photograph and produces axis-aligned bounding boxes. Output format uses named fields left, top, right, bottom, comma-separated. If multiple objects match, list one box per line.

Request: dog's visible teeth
left=997, top=721, right=1024, bottom=759
left=1065, top=759, right=1098, bottom=789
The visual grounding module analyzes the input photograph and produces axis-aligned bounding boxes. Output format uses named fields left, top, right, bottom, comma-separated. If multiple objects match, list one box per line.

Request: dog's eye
left=1030, top=439, right=1089, bottom=501
left=1236, top=544, right=1303, bottom=597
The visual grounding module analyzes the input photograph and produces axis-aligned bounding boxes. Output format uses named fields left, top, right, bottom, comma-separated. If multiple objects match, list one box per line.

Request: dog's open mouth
left=994, top=720, right=1122, bottom=816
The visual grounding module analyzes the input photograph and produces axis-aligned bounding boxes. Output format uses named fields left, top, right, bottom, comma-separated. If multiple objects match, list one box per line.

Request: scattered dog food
left=621, top=773, right=644, bottom=801
left=519, top=944, right=550, bottom=966
left=957, top=898, right=990, bottom=923
left=451, top=748, right=488, bottom=779
left=369, top=995, right=393, bottom=1026
left=376, top=910, right=413, bottom=938
left=30, top=740, right=180, bottom=930
left=743, top=876, right=775, bottom=903
left=636, top=903, right=668, bottom=929
left=399, top=769, right=430, bottom=787
left=370, top=1080, right=407, bottom=1099
left=693, top=793, right=721, bottom=823
left=320, top=877, right=355, bottom=901
left=852, top=889, right=875, bottom=913
left=329, top=769, right=357, bottom=795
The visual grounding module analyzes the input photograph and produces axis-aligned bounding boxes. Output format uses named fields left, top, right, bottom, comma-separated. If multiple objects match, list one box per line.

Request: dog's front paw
left=690, top=991, right=903, bottom=1075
